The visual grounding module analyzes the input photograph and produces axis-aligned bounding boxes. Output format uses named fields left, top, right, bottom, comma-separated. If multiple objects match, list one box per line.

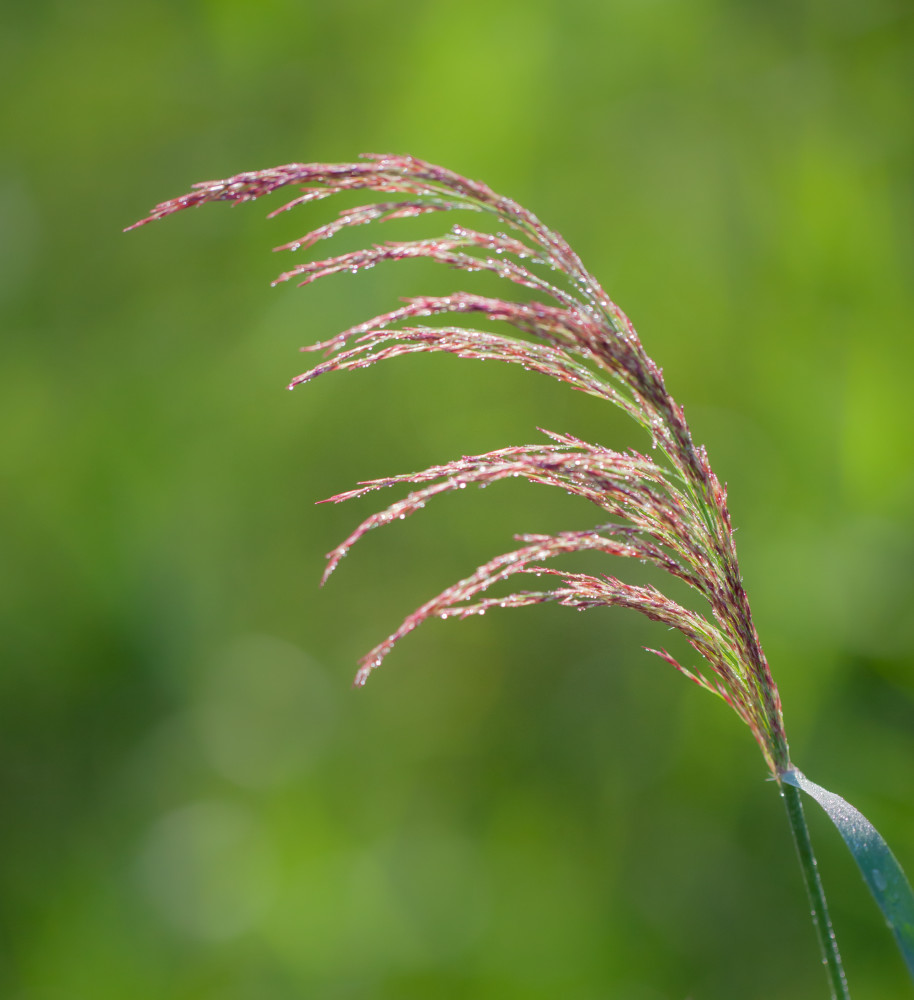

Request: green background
left=3, top=1, right=913, bottom=997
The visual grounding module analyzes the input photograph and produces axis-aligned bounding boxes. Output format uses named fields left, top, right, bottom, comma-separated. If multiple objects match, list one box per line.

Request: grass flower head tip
left=129, top=153, right=789, bottom=777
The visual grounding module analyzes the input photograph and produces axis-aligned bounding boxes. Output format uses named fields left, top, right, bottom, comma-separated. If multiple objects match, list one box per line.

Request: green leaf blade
left=783, top=767, right=914, bottom=980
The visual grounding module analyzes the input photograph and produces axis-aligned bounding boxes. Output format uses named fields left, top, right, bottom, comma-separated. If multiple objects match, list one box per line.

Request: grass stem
left=781, top=778, right=850, bottom=999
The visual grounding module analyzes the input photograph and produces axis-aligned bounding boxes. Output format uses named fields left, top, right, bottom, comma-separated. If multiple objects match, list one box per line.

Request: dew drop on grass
left=872, top=869, right=888, bottom=892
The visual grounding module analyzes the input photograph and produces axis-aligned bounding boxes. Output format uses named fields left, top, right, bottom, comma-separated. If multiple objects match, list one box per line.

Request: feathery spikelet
left=129, top=154, right=789, bottom=776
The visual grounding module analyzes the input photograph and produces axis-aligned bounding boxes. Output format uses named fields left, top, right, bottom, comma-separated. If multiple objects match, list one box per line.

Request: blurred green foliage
left=2, top=1, right=913, bottom=997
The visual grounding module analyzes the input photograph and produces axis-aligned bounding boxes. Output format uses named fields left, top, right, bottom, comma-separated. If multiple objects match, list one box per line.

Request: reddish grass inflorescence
left=129, top=153, right=789, bottom=776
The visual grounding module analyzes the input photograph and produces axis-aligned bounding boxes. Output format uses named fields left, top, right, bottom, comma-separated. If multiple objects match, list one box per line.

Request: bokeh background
left=3, top=1, right=914, bottom=997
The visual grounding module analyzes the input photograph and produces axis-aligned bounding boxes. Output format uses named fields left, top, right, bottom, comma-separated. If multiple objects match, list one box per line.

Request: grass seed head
left=130, top=153, right=790, bottom=776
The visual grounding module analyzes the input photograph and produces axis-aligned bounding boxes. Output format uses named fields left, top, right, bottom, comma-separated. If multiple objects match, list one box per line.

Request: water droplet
left=872, top=869, right=888, bottom=892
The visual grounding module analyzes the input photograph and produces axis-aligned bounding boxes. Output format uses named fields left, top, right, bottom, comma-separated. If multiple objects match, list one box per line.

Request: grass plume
left=129, top=153, right=788, bottom=777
